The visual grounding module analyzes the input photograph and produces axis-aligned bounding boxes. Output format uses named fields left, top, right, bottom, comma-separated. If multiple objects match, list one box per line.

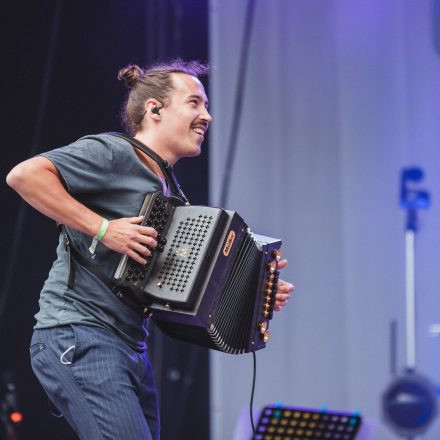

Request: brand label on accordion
left=175, top=247, right=190, bottom=258
left=223, top=230, right=236, bottom=256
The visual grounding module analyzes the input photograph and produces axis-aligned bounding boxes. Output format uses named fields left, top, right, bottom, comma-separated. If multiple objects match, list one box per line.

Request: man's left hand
left=274, top=259, right=295, bottom=312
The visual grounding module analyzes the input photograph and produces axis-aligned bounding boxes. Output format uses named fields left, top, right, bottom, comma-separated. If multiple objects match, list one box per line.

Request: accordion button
left=259, top=321, right=268, bottom=334
left=268, top=261, right=277, bottom=273
left=273, top=249, right=282, bottom=261
left=263, top=330, right=270, bottom=343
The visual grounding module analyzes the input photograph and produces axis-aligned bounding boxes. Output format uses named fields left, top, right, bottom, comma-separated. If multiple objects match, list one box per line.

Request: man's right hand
left=102, top=216, right=158, bottom=264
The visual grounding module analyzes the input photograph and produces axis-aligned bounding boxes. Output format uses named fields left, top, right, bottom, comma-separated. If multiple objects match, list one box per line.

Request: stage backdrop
left=209, top=1, right=440, bottom=439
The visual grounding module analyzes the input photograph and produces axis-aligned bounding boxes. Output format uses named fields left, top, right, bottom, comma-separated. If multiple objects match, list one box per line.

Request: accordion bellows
left=114, top=192, right=282, bottom=354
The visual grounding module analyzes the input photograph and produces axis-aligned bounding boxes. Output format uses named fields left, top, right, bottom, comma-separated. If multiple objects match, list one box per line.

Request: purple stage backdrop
left=209, top=1, right=440, bottom=439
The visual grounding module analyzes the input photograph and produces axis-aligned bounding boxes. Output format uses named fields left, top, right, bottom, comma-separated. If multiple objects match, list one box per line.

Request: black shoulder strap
left=109, top=132, right=189, bottom=205
left=59, top=224, right=149, bottom=316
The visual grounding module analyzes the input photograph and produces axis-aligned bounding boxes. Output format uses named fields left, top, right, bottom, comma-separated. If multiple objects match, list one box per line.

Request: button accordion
left=114, top=192, right=282, bottom=354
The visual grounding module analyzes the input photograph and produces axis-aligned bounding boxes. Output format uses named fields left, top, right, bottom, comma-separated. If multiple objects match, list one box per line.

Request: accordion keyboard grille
left=158, top=215, right=214, bottom=293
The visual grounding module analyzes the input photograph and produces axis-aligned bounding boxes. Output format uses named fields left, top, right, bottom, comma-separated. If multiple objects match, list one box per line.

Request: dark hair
left=118, top=59, right=210, bottom=135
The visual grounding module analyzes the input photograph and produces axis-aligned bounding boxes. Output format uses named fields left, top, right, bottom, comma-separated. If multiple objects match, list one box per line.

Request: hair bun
left=118, top=64, right=144, bottom=88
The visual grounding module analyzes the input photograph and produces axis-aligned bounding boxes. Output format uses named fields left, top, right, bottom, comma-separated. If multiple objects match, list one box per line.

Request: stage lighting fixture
left=382, top=371, right=438, bottom=438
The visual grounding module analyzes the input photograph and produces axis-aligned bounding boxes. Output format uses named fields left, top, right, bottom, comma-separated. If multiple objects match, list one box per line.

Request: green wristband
left=89, top=218, right=109, bottom=254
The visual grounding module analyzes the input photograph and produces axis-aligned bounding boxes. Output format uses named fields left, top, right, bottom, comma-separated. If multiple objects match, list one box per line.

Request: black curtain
left=0, top=1, right=210, bottom=439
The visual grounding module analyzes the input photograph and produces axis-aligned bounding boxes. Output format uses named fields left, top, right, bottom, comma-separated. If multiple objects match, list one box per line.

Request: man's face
left=158, top=73, right=212, bottom=161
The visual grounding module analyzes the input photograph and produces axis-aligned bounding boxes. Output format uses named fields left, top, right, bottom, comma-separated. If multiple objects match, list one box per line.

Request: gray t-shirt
left=35, top=133, right=164, bottom=352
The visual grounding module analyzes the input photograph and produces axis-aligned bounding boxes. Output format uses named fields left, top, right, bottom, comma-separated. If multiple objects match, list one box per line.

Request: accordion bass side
left=114, top=192, right=282, bottom=354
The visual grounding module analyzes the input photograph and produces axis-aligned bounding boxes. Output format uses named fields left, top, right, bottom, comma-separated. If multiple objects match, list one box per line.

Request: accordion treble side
left=114, top=192, right=282, bottom=354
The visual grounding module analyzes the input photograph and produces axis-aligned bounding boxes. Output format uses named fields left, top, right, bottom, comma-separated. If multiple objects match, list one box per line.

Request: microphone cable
left=250, top=351, right=257, bottom=437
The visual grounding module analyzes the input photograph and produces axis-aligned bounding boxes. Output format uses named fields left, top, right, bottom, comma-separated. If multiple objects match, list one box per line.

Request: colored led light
left=10, top=412, right=23, bottom=423
left=256, top=405, right=361, bottom=440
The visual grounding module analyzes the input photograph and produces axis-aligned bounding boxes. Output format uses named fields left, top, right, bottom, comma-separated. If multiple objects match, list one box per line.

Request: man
left=6, top=60, right=294, bottom=439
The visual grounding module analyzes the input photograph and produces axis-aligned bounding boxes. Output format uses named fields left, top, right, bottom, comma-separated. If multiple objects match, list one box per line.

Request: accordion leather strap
left=58, top=224, right=148, bottom=316
left=109, top=132, right=189, bottom=205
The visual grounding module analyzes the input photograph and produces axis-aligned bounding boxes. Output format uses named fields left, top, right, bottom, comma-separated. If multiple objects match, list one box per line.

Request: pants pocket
left=30, top=342, right=46, bottom=359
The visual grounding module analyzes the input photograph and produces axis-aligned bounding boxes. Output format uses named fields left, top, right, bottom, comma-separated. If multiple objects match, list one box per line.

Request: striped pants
left=30, top=325, right=159, bottom=439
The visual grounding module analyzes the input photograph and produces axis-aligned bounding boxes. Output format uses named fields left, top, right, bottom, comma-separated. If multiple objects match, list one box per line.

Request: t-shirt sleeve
left=40, top=136, right=115, bottom=195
